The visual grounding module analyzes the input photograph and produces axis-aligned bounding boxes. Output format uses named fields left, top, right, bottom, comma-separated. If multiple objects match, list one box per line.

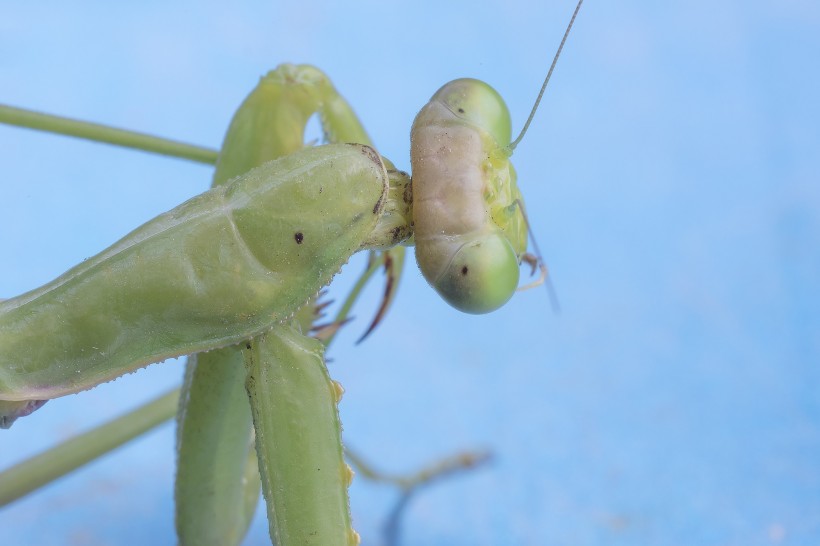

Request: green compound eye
left=431, top=232, right=520, bottom=315
left=431, top=78, right=512, bottom=147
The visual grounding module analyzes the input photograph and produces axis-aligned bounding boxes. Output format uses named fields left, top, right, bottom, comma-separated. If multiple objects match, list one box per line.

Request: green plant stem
left=0, top=389, right=179, bottom=506
left=0, top=104, right=218, bottom=164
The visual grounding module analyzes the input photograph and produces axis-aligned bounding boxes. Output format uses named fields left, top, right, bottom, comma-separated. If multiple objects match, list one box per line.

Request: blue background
left=1, top=1, right=818, bottom=544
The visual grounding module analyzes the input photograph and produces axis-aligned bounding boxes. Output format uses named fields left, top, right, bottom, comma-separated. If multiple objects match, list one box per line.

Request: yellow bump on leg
left=332, top=380, right=345, bottom=404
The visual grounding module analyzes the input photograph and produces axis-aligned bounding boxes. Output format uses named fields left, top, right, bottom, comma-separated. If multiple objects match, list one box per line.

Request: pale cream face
left=411, top=101, right=494, bottom=239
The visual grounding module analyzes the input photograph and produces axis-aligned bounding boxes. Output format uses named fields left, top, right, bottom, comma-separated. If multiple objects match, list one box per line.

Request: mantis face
left=411, top=79, right=528, bottom=314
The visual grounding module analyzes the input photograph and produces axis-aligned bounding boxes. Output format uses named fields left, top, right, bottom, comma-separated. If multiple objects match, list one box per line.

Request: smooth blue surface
left=1, top=1, right=818, bottom=545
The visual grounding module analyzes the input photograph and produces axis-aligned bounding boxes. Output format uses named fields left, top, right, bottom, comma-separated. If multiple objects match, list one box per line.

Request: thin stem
left=0, top=104, right=218, bottom=164
left=0, top=389, right=179, bottom=506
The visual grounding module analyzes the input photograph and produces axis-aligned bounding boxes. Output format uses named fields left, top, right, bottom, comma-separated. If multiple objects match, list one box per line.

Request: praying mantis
left=0, top=1, right=583, bottom=544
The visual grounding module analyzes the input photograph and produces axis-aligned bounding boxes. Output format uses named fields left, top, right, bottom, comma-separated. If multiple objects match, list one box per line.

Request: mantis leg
left=217, top=64, right=409, bottom=345
left=175, top=64, right=374, bottom=546
left=0, top=390, right=179, bottom=505
left=0, top=104, right=218, bottom=164
left=0, top=143, right=390, bottom=401
left=175, top=347, right=261, bottom=546
left=245, top=322, right=358, bottom=546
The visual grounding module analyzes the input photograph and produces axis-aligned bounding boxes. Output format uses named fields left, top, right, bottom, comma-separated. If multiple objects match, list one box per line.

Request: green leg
left=245, top=322, right=358, bottom=546
left=0, top=104, right=217, bottom=164
left=175, top=64, right=372, bottom=546
left=175, top=349, right=260, bottom=545
left=0, top=390, right=178, bottom=506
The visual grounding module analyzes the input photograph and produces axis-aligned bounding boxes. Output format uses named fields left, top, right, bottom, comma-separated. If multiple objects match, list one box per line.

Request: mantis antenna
left=507, top=0, right=584, bottom=312
left=507, top=0, right=584, bottom=153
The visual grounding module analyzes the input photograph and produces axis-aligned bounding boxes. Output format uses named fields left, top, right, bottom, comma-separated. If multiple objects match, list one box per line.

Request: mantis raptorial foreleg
left=0, top=143, right=410, bottom=402
left=177, top=65, right=387, bottom=545
left=245, top=322, right=357, bottom=546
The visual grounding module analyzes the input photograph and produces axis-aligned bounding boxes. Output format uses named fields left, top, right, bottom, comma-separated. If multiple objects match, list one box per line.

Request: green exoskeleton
left=0, top=1, right=584, bottom=543
left=0, top=142, right=408, bottom=401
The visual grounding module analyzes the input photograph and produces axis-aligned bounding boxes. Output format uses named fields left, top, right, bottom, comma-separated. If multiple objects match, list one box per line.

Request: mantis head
left=410, top=0, right=584, bottom=314
left=410, top=79, right=527, bottom=314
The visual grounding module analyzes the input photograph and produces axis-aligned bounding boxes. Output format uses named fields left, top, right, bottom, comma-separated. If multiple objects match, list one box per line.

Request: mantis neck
left=361, top=161, right=413, bottom=250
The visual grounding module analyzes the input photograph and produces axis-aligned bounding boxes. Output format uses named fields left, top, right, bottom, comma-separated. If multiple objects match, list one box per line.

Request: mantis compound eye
left=430, top=78, right=512, bottom=149
left=429, top=232, right=520, bottom=315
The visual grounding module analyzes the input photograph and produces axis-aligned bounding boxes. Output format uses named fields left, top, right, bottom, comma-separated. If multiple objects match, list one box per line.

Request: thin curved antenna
left=506, top=0, right=584, bottom=153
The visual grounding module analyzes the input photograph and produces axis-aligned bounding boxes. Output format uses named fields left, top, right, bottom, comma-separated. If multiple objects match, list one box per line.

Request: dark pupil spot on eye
left=461, top=266, right=469, bottom=275
left=458, top=108, right=465, bottom=114
left=246, top=343, right=252, bottom=350
left=295, top=232, right=304, bottom=244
